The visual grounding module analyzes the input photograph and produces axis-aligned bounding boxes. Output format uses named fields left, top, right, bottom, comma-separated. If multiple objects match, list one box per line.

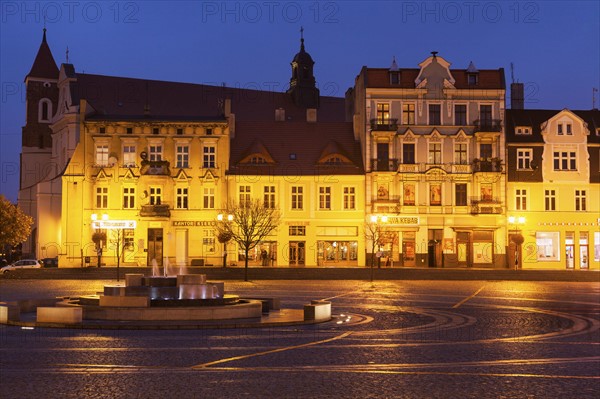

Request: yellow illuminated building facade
left=506, top=108, right=600, bottom=270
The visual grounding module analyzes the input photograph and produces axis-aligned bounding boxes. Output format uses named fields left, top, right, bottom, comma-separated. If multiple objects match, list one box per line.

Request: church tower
left=18, top=29, right=59, bottom=258
left=22, top=28, right=59, bottom=154
left=287, top=28, right=320, bottom=109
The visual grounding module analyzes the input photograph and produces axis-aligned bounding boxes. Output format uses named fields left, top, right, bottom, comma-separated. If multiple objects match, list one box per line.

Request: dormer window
left=467, top=74, right=478, bottom=86
left=250, top=156, right=267, bottom=164
left=152, top=127, right=160, bottom=135
left=390, top=71, right=399, bottom=85
left=557, top=123, right=572, bottom=135
left=516, top=126, right=532, bottom=135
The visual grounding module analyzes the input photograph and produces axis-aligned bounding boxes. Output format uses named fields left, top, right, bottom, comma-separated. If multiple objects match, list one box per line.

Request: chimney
left=511, top=83, right=524, bottom=109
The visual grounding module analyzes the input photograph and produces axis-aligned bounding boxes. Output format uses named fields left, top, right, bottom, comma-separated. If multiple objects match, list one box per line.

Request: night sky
left=1, top=1, right=599, bottom=202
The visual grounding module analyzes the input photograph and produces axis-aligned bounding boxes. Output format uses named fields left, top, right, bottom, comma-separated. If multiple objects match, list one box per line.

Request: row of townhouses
left=18, top=30, right=600, bottom=270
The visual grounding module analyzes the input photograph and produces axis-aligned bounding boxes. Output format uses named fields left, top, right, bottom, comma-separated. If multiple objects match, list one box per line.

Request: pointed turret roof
left=466, top=61, right=479, bottom=73
left=292, top=27, right=314, bottom=65
left=26, top=29, right=59, bottom=80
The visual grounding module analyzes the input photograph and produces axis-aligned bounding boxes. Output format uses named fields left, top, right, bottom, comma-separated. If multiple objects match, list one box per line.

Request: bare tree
left=215, top=199, right=281, bottom=281
left=365, top=216, right=387, bottom=282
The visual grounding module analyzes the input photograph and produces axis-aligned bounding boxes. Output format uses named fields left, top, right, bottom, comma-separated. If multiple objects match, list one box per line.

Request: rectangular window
left=96, top=187, right=108, bottom=209
left=264, top=186, right=275, bottom=209
left=123, top=145, right=136, bottom=167
left=123, top=229, right=135, bottom=251
left=454, top=104, right=466, bottom=125
left=404, top=183, right=415, bottom=206
left=479, top=104, right=492, bottom=124
left=516, top=126, right=532, bottom=135
left=536, top=232, right=560, bottom=261
left=454, top=143, right=467, bottom=164
left=95, top=144, right=109, bottom=166
left=149, top=145, right=162, bottom=161
left=123, top=187, right=135, bottom=209
left=403, top=143, right=415, bottom=164
left=545, top=189, right=556, bottom=211
left=553, top=151, right=577, bottom=170
left=575, top=190, right=586, bottom=211
left=428, top=104, right=441, bottom=125
left=343, top=187, right=356, bottom=210
left=319, top=187, right=331, bottom=210
left=516, top=189, right=527, bottom=211
left=176, top=187, right=188, bottom=209
left=455, top=183, right=467, bottom=206
left=402, top=103, right=415, bottom=125
left=566, top=124, right=572, bottom=135
left=517, top=148, right=532, bottom=170
left=594, top=232, right=600, bottom=262
left=557, top=124, right=563, bottom=135
left=149, top=187, right=162, bottom=205
left=291, top=186, right=303, bottom=210
left=480, top=143, right=493, bottom=159
left=203, top=187, right=214, bottom=209
left=289, top=226, right=306, bottom=236
left=239, top=185, right=251, bottom=205
left=203, top=145, right=216, bottom=168
left=430, top=183, right=441, bottom=206
left=428, top=143, right=442, bottom=164
left=176, top=145, right=189, bottom=168
left=376, top=103, right=390, bottom=123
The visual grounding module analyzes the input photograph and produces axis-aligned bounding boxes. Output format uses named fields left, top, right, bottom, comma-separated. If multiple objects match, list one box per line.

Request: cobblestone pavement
left=1, top=280, right=599, bottom=398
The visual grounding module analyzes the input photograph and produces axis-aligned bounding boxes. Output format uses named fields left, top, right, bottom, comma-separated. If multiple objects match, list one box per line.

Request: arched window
left=38, top=98, right=52, bottom=123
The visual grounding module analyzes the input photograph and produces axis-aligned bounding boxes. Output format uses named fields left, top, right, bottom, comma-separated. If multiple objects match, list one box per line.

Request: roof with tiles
left=26, top=29, right=59, bottom=81
left=506, top=109, right=600, bottom=143
left=362, top=67, right=505, bottom=89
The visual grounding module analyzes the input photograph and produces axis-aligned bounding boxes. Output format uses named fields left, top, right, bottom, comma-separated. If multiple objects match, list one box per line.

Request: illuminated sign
left=388, top=216, right=419, bottom=225
left=92, top=220, right=136, bottom=229
left=172, top=221, right=216, bottom=227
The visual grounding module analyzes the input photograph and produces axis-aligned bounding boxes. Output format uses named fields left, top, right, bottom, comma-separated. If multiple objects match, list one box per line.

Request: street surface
left=1, top=279, right=599, bottom=398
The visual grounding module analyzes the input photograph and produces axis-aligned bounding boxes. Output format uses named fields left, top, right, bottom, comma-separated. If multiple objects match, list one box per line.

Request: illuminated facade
left=18, top=31, right=598, bottom=270
left=349, top=54, right=508, bottom=267
left=506, top=108, right=600, bottom=270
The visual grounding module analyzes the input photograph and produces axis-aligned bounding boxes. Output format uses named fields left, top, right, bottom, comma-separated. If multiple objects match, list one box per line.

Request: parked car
left=1, top=259, right=42, bottom=273
left=40, top=257, right=59, bottom=268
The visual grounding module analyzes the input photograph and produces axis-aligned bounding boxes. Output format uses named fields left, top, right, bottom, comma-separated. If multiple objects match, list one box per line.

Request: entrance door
left=147, top=228, right=163, bottom=266
left=565, top=231, right=574, bottom=269
left=402, top=241, right=415, bottom=267
left=457, top=232, right=471, bottom=267
left=289, top=241, right=305, bottom=265
left=428, top=229, right=443, bottom=267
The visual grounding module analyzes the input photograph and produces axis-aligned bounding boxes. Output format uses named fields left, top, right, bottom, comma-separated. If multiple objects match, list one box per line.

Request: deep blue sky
left=1, top=1, right=599, bottom=202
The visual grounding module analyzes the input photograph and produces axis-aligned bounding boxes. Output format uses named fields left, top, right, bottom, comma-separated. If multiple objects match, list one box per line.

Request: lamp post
left=91, top=213, right=108, bottom=268
left=217, top=213, right=233, bottom=268
left=508, top=216, right=526, bottom=270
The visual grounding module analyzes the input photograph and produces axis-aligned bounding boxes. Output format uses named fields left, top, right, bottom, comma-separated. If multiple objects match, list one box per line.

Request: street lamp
left=217, top=213, right=233, bottom=268
left=508, top=216, right=526, bottom=270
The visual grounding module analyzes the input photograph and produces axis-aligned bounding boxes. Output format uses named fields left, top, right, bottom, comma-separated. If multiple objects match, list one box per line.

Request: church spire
left=26, top=28, right=59, bottom=81
left=287, top=28, right=320, bottom=109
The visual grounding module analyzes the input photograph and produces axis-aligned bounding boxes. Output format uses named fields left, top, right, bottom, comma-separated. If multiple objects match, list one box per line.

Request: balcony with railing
left=472, top=158, right=503, bottom=173
left=470, top=197, right=503, bottom=214
left=370, top=118, right=398, bottom=131
left=473, top=119, right=502, bottom=133
left=140, top=204, right=171, bottom=217
left=371, top=158, right=399, bottom=172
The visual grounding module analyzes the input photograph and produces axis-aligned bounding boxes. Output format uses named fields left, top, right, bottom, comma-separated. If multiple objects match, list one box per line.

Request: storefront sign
left=92, top=220, right=136, bottom=229
left=387, top=216, right=419, bottom=225
left=172, top=221, right=215, bottom=227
